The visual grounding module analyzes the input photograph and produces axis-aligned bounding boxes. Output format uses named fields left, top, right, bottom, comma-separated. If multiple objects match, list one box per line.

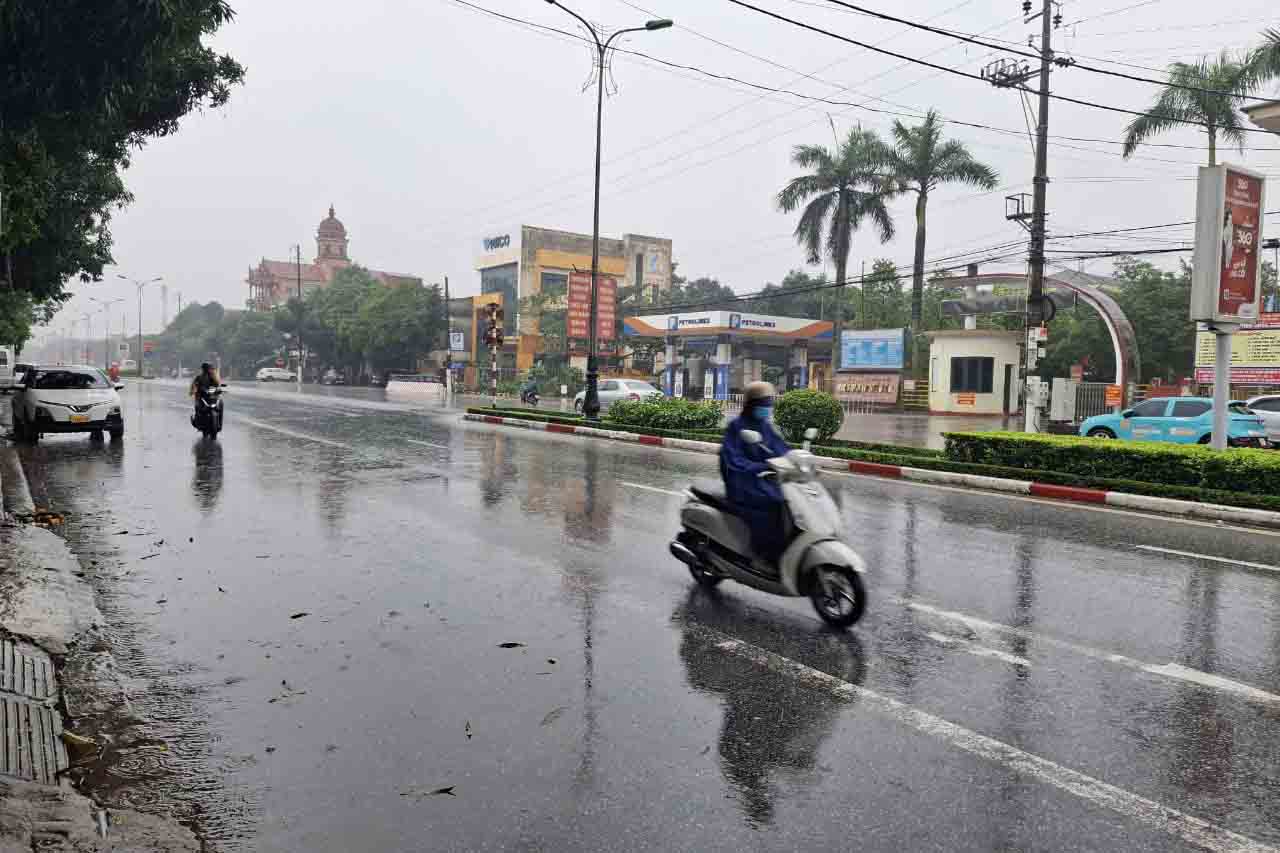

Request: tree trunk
left=909, top=190, right=928, bottom=334
left=829, top=189, right=852, bottom=383
left=1208, top=127, right=1216, bottom=167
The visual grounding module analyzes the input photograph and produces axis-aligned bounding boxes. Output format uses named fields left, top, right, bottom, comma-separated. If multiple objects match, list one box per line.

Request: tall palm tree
left=1122, top=46, right=1280, bottom=165
left=777, top=128, right=895, bottom=367
left=885, top=110, right=998, bottom=335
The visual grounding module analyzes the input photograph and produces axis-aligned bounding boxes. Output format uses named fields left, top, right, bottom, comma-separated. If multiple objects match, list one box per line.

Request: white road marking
left=697, top=624, right=1279, bottom=853
left=621, top=481, right=684, bottom=497
left=405, top=439, right=450, bottom=450
left=925, top=631, right=1031, bottom=668
left=1133, top=544, right=1280, bottom=573
left=908, top=601, right=1280, bottom=707
left=236, top=417, right=353, bottom=450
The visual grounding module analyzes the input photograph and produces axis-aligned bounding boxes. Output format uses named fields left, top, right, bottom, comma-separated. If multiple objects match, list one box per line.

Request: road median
left=464, top=410, right=1280, bottom=530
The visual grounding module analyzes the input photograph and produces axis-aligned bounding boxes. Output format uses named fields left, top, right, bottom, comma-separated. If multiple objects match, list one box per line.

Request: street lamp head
left=645, top=18, right=672, bottom=30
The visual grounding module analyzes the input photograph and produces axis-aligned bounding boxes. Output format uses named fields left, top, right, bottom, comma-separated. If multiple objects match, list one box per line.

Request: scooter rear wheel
left=679, top=532, right=724, bottom=587
left=809, top=565, right=866, bottom=628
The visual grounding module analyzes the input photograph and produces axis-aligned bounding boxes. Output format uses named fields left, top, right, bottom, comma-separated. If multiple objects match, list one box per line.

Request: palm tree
left=777, top=128, right=896, bottom=366
left=1122, top=46, right=1280, bottom=165
left=885, top=110, right=998, bottom=335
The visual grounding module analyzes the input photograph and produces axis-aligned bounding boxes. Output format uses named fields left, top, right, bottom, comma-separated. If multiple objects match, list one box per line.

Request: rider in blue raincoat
left=720, top=381, right=791, bottom=565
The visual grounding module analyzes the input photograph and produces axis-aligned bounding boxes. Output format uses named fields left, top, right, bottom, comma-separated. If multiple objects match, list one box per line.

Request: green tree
left=860, top=260, right=908, bottom=330
left=355, top=283, right=444, bottom=371
left=1121, top=45, right=1280, bottom=164
left=777, top=128, right=896, bottom=365
left=885, top=110, right=998, bottom=334
left=1, top=0, right=244, bottom=305
left=224, top=311, right=278, bottom=376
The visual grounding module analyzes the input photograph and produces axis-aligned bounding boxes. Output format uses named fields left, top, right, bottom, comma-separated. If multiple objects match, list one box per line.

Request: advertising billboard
left=567, top=272, right=618, bottom=354
left=1191, top=164, right=1267, bottom=324
left=839, top=329, right=905, bottom=371
left=1194, top=313, right=1280, bottom=383
left=834, top=373, right=901, bottom=404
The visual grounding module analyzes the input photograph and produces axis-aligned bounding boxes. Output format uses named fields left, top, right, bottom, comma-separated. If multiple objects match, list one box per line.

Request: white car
left=573, top=378, right=663, bottom=413
left=12, top=365, right=124, bottom=443
left=0, top=347, right=13, bottom=390
left=1246, top=395, right=1280, bottom=443
left=257, top=367, right=297, bottom=382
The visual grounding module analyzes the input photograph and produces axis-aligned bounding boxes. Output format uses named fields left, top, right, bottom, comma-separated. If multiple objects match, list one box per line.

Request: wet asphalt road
left=11, top=380, right=1280, bottom=852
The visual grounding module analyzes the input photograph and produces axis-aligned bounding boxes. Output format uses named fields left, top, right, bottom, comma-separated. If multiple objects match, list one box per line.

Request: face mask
left=754, top=405, right=773, bottom=421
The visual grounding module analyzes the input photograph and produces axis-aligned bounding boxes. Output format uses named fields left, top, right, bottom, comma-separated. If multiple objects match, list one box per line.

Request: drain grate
left=0, top=697, right=67, bottom=784
left=0, top=639, right=56, bottom=701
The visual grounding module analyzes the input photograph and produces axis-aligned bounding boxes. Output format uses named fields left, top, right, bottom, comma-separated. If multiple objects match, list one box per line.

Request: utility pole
left=444, top=275, right=453, bottom=395
left=986, top=0, right=1061, bottom=433
left=295, top=245, right=304, bottom=390
left=119, top=274, right=163, bottom=377
left=176, top=292, right=183, bottom=378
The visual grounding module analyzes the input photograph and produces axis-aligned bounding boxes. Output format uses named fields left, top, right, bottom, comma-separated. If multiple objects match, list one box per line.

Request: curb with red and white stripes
left=464, top=413, right=1280, bottom=529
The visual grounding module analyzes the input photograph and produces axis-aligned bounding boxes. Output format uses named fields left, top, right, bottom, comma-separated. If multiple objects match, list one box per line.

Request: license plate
left=69, top=414, right=90, bottom=423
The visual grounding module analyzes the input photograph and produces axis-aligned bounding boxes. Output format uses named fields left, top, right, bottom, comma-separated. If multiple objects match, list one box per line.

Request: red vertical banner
left=567, top=272, right=592, bottom=341
left=1218, top=167, right=1264, bottom=319
left=595, top=276, right=617, bottom=354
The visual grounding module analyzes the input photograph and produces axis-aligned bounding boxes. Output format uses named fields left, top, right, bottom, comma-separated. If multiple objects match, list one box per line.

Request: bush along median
left=467, top=407, right=1280, bottom=517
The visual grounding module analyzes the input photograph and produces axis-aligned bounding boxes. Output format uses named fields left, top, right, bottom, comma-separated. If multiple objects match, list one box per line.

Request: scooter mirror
left=803, top=428, right=818, bottom=441
left=740, top=429, right=762, bottom=445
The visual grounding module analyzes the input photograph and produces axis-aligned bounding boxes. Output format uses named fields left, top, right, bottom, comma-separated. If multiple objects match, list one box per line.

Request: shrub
left=605, top=396, right=722, bottom=431
left=1200, top=447, right=1280, bottom=495
left=774, top=389, right=843, bottom=443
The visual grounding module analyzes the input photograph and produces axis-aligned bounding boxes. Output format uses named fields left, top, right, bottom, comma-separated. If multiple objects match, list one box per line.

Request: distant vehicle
left=321, top=368, right=346, bottom=386
left=257, top=367, right=297, bottom=382
left=11, top=365, right=125, bottom=443
left=1245, top=395, right=1280, bottom=444
left=1079, top=396, right=1269, bottom=447
left=180, top=367, right=195, bottom=378
left=385, top=373, right=445, bottom=398
left=573, top=379, right=663, bottom=413
left=0, top=347, right=12, bottom=390
left=369, top=374, right=386, bottom=387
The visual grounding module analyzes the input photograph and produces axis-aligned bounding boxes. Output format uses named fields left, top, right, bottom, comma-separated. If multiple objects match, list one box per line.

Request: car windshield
left=31, top=369, right=108, bottom=390
left=626, top=381, right=659, bottom=393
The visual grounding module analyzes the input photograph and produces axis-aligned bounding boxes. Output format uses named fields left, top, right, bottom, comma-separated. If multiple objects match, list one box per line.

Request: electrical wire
left=722, top=0, right=1280, bottom=132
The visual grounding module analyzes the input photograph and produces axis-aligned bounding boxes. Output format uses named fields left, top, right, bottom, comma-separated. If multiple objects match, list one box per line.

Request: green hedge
left=605, top=396, right=722, bottom=431
left=467, top=407, right=724, bottom=443
left=819, top=445, right=1280, bottom=513
left=944, top=430, right=1280, bottom=498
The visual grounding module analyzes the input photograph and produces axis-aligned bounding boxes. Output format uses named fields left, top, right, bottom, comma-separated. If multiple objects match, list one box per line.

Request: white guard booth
left=926, top=330, right=1022, bottom=415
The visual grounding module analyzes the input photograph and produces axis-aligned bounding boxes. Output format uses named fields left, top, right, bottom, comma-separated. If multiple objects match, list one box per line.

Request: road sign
left=449, top=331, right=464, bottom=352
left=1104, top=385, right=1123, bottom=407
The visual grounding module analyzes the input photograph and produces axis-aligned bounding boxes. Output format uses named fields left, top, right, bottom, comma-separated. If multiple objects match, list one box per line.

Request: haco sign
left=1191, top=164, right=1267, bottom=325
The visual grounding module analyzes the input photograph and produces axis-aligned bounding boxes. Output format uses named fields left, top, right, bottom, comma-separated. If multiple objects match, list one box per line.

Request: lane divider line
left=1134, top=544, right=1280, bottom=574
left=907, top=601, right=1280, bottom=707
left=925, top=631, right=1032, bottom=668
left=405, top=439, right=450, bottom=450
left=621, top=482, right=685, bottom=497
left=694, top=623, right=1280, bottom=853
left=236, top=416, right=353, bottom=450
left=463, top=413, right=1280, bottom=530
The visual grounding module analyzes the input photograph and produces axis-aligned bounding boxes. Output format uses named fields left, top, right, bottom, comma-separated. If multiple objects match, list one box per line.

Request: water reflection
left=675, top=590, right=864, bottom=827
left=191, top=440, right=223, bottom=513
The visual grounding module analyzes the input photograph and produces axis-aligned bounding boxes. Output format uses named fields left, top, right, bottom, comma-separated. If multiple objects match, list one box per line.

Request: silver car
left=1246, top=395, right=1280, bottom=443
left=573, top=378, right=663, bottom=413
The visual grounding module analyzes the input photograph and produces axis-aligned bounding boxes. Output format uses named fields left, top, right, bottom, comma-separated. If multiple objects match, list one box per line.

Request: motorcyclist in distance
left=719, top=381, right=791, bottom=566
left=189, top=362, right=221, bottom=403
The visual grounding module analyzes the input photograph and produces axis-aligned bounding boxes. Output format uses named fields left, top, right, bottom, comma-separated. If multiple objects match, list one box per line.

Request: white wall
left=928, top=334, right=1022, bottom=415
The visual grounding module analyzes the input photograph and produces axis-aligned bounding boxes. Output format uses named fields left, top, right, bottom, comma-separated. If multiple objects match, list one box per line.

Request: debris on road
left=290, top=612, right=309, bottom=620
left=497, top=642, right=524, bottom=649
left=401, top=785, right=456, bottom=798
left=540, top=707, right=566, bottom=727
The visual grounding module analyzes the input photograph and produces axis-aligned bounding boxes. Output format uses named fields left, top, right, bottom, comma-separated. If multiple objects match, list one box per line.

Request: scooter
left=520, top=388, right=539, bottom=407
left=669, top=428, right=868, bottom=628
left=191, top=385, right=226, bottom=439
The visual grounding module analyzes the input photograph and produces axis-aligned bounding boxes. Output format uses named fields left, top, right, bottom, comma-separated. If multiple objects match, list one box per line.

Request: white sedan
left=573, top=379, right=663, bottom=413
left=1246, top=395, right=1280, bottom=443
left=257, top=367, right=297, bottom=382
left=12, top=365, right=124, bottom=443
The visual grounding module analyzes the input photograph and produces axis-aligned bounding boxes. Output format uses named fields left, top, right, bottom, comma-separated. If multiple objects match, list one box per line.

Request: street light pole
left=544, top=1, right=671, bottom=420
left=118, top=274, right=163, bottom=376
left=295, top=244, right=304, bottom=390
left=88, top=296, right=124, bottom=369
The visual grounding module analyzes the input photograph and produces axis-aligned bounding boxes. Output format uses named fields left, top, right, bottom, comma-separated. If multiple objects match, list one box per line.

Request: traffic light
left=483, top=302, right=505, bottom=348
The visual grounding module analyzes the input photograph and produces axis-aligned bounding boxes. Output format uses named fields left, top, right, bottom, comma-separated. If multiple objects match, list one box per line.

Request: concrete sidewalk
left=0, top=424, right=199, bottom=851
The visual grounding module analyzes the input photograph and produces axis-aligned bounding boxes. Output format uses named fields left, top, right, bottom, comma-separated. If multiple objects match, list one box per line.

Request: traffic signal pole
left=1024, top=0, right=1054, bottom=434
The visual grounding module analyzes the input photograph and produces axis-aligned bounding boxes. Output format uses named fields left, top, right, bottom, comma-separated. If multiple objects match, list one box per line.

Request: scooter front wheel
left=809, top=565, right=866, bottom=628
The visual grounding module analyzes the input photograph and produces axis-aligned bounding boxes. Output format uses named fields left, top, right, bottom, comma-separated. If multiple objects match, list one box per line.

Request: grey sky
left=49, top=0, right=1280, bottom=338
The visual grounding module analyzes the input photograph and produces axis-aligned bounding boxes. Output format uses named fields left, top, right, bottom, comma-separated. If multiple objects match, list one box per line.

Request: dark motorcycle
left=520, top=388, right=539, bottom=407
left=192, top=385, right=226, bottom=439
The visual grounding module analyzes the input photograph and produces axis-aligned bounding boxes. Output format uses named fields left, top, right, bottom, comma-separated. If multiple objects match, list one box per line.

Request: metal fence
left=1074, top=382, right=1113, bottom=422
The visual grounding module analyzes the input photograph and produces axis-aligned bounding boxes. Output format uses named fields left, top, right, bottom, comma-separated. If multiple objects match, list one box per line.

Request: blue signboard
left=840, top=329, right=905, bottom=370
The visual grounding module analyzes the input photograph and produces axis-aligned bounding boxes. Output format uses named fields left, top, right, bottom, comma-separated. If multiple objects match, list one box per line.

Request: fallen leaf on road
left=497, top=642, right=525, bottom=649
left=540, top=707, right=567, bottom=727
left=114, top=530, right=129, bottom=536
left=218, top=587, right=227, bottom=593
left=547, top=658, right=557, bottom=665
left=290, top=612, right=309, bottom=620
left=156, top=598, right=168, bottom=605
left=265, top=746, right=276, bottom=754
left=325, top=744, right=339, bottom=753
left=399, top=785, right=457, bottom=799
left=465, top=721, right=472, bottom=740
left=139, top=554, right=159, bottom=561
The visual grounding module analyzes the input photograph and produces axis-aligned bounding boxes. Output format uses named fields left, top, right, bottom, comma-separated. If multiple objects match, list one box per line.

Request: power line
left=722, top=0, right=1280, bottom=132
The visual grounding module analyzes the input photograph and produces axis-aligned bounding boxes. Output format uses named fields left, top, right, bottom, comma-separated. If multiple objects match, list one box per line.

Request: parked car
left=257, top=367, right=297, bottom=382
left=11, top=365, right=124, bottom=443
left=573, top=378, right=663, bottom=413
left=1078, top=396, right=1269, bottom=447
left=321, top=368, right=346, bottom=386
left=0, top=347, right=13, bottom=390
left=1245, top=395, right=1280, bottom=444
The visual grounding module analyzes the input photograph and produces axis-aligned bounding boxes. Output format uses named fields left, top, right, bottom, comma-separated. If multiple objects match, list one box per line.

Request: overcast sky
left=47, top=0, right=1280, bottom=338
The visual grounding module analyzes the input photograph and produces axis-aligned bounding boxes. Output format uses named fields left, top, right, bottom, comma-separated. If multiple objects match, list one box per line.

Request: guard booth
left=926, top=330, right=1022, bottom=415
left=623, top=311, right=833, bottom=400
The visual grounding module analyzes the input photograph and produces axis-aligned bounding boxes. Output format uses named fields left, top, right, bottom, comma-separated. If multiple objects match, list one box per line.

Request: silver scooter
left=669, top=428, right=867, bottom=628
